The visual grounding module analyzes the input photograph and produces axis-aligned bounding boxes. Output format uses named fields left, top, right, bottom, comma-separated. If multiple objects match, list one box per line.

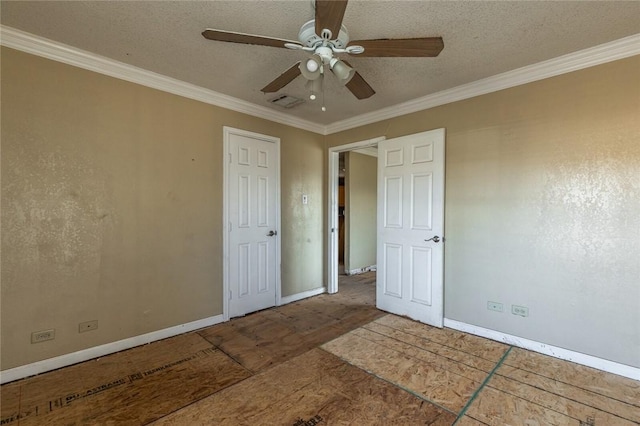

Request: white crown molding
left=2, top=25, right=639, bottom=139
left=444, top=319, right=640, bottom=381
left=0, top=314, right=225, bottom=384
left=0, top=25, right=325, bottom=135
left=325, top=34, right=640, bottom=135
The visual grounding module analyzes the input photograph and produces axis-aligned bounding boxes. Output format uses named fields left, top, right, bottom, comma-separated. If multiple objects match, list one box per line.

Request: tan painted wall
left=345, top=152, right=377, bottom=272
left=1, top=47, right=324, bottom=370
left=327, top=56, right=640, bottom=368
left=3, top=45, right=638, bottom=372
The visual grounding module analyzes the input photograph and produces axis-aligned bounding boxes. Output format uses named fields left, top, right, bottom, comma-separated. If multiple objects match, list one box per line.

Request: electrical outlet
left=512, top=305, right=529, bottom=317
left=31, top=329, right=55, bottom=343
left=487, top=301, right=503, bottom=313
left=79, top=320, right=98, bottom=333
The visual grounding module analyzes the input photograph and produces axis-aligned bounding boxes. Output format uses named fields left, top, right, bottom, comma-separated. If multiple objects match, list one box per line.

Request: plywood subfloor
left=465, top=347, right=640, bottom=425
left=323, top=314, right=640, bottom=426
left=0, top=333, right=251, bottom=425
left=322, top=315, right=511, bottom=415
left=154, top=348, right=456, bottom=425
left=197, top=271, right=384, bottom=373
left=2, top=272, right=638, bottom=425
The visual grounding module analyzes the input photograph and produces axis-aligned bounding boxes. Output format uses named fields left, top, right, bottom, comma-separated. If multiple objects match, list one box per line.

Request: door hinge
left=229, top=221, right=232, bottom=232
left=229, top=153, right=232, bottom=163
left=229, top=290, right=232, bottom=300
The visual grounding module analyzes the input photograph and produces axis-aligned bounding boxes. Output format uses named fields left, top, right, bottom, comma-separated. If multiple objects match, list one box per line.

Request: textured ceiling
left=2, top=1, right=639, bottom=126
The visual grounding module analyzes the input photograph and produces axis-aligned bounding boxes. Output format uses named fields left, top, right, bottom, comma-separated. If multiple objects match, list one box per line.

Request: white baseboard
left=0, top=314, right=224, bottom=384
left=345, top=265, right=377, bottom=275
left=444, top=318, right=640, bottom=381
left=7, top=312, right=636, bottom=384
left=280, top=287, right=326, bottom=305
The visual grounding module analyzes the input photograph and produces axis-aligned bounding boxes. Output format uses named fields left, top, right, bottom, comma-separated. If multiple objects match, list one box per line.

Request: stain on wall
left=1, top=47, right=324, bottom=371
left=4, top=147, right=114, bottom=281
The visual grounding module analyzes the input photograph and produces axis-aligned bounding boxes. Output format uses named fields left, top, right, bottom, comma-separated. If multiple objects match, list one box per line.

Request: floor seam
left=368, top=321, right=509, bottom=364
left=212, top=345, right=258, bottom=375
left=345, top=328, right=488, bottom=385
left=499, top=362, right=640, bottom=409
left=318, top=347, right=459, bottom=417
left=480, top=380, right=640, bottom=425
left=144, top=346, right=258, bottom=425
left=357, top=325, right=498, bottom=376
left=452, top=345, right=513, bottom=424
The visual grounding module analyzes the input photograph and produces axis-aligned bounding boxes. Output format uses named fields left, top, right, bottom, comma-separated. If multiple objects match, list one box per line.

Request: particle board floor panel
left=504, top=347, right=640, bottom=408
left=0, top=333, right=252, bottom=425
left=321, top=315, right=510, bottom=415
left=197, top=272, right=384, bottom=374
left=152, top=348, right=457, bottom=425
left=454, top=415, right=489, bottom=426
left=464, top=348, right=640, bottom=426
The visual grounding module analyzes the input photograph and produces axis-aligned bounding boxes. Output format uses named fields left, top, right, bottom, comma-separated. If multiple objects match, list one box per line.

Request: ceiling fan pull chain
left=322, top=86, right=327, bottom=112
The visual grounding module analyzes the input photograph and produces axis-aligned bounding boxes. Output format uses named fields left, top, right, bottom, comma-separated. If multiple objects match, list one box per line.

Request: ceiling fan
left=202, top=0, right=444, bottom=106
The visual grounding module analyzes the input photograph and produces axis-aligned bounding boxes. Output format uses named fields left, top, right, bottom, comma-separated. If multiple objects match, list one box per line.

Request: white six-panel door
left=377, top=129, right=445, bottom=327
left=225, top=127, right=279, bottom=318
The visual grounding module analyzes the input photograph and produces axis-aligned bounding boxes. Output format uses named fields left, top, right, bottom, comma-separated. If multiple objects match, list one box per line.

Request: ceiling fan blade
left=315, top=0, right=348, bottom=38
left=346, top=72, right=375, bottom=99
left=261, top=62, right=302, bottom=93
left=202, top=29, right=297, bottom=48
left=341, top=61, right=375, bottom=100
left=349, top=37, right=444, bottom=57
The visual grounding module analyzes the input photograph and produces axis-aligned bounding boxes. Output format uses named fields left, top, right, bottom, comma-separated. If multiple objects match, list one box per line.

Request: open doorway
left=329, top=130, right=445, bottom=327
left=328, top=137, right=385, bottom=295
left=339, top=150, right=378, bottom=276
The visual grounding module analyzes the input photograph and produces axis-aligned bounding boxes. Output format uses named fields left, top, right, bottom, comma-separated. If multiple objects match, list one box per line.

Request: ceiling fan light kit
left=300, top=54, right=323, bottom=80
left=305, top=58, right=320, bottom=73
left=202, top=0, right=444, bottom=107
left=329, top=58, right=355, bottom=85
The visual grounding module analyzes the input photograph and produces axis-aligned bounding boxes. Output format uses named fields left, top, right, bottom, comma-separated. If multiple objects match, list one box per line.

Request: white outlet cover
left=512, top=305, right=529, bottom=317
left=487, top=301, right=503, bottom=312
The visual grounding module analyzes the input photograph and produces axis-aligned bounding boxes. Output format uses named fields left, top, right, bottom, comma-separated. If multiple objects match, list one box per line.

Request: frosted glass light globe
left=306, top=59, right=319, bottom=72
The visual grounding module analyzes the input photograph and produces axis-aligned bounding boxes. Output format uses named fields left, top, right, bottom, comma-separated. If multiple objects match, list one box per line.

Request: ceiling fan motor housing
left=298, top=20, right=349, bottom=49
